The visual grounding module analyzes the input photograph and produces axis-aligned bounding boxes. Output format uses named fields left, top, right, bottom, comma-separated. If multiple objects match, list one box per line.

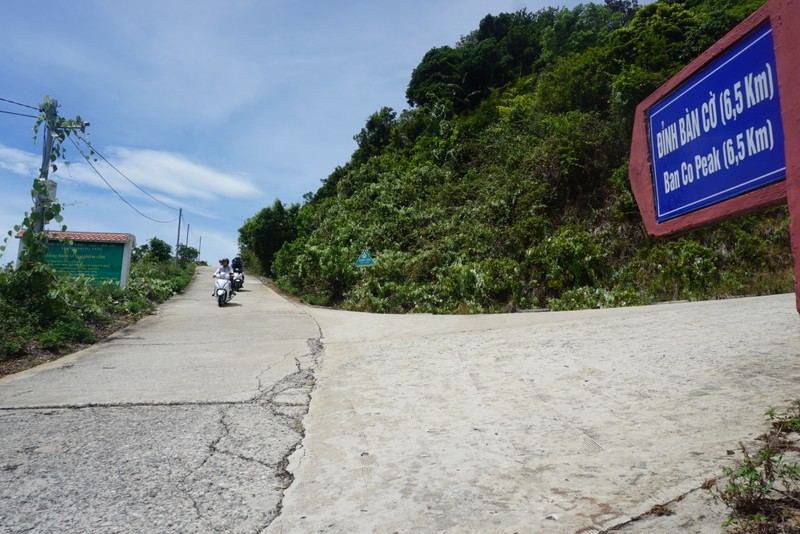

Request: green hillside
left=239, top=0, right=792, bottom=313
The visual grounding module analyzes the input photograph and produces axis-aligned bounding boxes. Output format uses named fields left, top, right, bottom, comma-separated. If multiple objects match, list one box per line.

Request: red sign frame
left=628, top=0, right=800, bottom=312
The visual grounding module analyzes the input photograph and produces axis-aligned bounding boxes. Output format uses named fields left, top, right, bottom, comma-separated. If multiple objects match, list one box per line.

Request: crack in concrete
left=265, top=333, right=325, bottom=532
left=599, top=484, right=714, bottom=533
left=176, top=319, right=325, bottom=532
left=172, top=404, right=227, bottom=527
left=0, top=400, right=244, bottom=411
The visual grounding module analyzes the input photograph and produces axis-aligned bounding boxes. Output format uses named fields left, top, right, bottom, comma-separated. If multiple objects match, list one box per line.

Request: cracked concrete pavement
left=0, top=266, right=321, bottom=533
left=1, top=266, right=799, bottom=533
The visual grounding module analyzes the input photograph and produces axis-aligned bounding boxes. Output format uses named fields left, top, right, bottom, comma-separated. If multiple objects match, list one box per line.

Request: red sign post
left=628, top=0, right=800, bottom=312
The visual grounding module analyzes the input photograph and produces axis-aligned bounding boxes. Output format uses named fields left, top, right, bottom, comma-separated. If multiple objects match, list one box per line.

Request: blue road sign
left=355, top=249, right=375, bottom=267
left=648, top=22, right=786, bottom=222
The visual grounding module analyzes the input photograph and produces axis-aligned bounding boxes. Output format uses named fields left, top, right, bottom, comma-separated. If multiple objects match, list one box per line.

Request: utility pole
left=33, top=123, right=56, bottom=233
left=175, top=208, right=182, bottom=264
left=33, top=99, right=89, bottom=233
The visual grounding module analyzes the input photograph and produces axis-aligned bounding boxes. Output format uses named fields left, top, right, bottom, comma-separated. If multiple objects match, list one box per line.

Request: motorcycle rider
left=232, top=255, right=243, bottom=272
left=212, top=258, right=235, bottom=296
left=231, top=254, right=244, bottom=288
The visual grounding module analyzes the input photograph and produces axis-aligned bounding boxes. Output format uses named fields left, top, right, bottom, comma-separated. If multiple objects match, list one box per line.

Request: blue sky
left=1, top=0, right=594, bottom=266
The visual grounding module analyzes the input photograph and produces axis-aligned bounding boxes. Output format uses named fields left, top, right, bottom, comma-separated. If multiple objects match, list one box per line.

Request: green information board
left=45, top=241, right=126, bottom=284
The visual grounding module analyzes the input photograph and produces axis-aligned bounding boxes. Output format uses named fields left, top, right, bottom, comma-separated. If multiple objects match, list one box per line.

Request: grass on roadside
left=712, top=401, right=800, bottom=533
left=0, top=259, right=196, bottom=376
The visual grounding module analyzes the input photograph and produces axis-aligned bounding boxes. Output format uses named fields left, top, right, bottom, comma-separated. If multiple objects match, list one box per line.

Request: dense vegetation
left=0, top=237, right=195, bottom=372
left=240, top=0, right=792, bottom=313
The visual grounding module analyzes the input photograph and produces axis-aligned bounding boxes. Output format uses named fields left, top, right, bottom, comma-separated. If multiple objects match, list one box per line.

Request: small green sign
left=45, top=241, right=126, bottom=284
left=355, top=249, right=375, bottom=267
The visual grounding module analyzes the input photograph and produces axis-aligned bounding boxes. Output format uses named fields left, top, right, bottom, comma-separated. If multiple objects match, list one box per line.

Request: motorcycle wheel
left=218, top=293, right=225, bottom=307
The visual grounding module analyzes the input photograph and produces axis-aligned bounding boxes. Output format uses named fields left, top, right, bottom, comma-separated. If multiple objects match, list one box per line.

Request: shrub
left=548, top=286, right=642, bottom=311
left=714, top=402, right=800, bottom=532
left=0, top=258, right=195, bottom=363
left=36, top=319, right=95, bottom=350
left=529, top=226, right=608, bottom=296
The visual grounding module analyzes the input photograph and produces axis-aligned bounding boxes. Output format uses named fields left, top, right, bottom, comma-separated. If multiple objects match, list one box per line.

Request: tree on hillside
left=605, top=0, right=639, bottom=21
left=353, top=107, right=397, bottom=163
left=177, top=244, right=199, bottom=263
left=406, top=46, right=462, bottom=109
left=133, top=237, right=172, bottom=263
left=238, top=199, right=299, bottom=277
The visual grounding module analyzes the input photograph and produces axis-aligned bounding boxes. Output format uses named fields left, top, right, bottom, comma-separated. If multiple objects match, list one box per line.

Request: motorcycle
left=214, top=272, right=234, bottom=307
left=232, top=268, right=244, bottom=291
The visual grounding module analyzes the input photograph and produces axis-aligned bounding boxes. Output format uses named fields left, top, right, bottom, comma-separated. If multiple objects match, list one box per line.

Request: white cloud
left=102, top=147, right=262, bottom=201
left=0, top=146, right=38, bottom=177
left=0, top=143, right=261, bottom=202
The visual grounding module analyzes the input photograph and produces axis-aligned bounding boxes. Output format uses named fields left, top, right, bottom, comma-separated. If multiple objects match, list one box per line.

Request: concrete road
left=0, top=266, right=322, bottom=532
left=269, top=293, right=800, bottom=534
left=1, top=268, right=799, bottom=533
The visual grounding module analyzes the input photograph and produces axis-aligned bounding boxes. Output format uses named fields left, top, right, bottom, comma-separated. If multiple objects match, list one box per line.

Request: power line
left=0, top=97, right=39, bottom=110
left=67, top=135, right=178, bottom=224
left=74, top=133, right=179, bottom=211
left=0, top=109, right=38, bottom=119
